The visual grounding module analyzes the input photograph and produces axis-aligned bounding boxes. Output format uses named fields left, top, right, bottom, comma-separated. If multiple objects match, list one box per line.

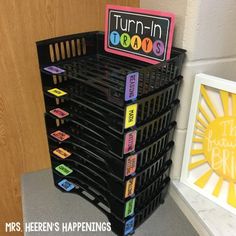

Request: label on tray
left=125, top=72, right=139, bottom=101
left=125, top=155, right=137, bottom=176
left=124, top=130, right=137, bottom=154
left=50, top=108, right=69, bottom=118
left=58, top=179, right=75, bottom=191
left=125, top=198, right=136, bottom=218
left=53, top=148, right=71, bottom=159
left=50, top=130, right=70, bottom=142
left=44, top=66, right=65, bottom=74
left=55, top=164, right=73, bottom=176
left=124, top=217, right=135, bottom=235
left=125, top=177, right=136, bottom=198
left=47, top=88, right=67, bottom=97
left=125, top=104, right=137, bottom=129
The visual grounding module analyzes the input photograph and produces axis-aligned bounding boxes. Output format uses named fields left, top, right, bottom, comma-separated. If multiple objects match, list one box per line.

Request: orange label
left=125, top=155, right=137, bottom=176
left=53, top=148, right=71, bottom=159
left=50, top=130, right=70, bottom=141
left=125, top=177, right=136, bottom=198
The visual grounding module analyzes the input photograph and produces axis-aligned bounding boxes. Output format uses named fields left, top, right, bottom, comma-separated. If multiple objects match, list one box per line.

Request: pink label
left=124, top=130, right=137, bottom=154
left=50, top=108, right=69, bottom=119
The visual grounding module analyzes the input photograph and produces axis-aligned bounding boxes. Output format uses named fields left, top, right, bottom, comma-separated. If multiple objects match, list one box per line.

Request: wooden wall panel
left=0, top=0, right=139, bottom=234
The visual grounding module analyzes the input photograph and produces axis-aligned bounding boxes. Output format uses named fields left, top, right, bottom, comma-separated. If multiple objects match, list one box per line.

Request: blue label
left=125, top=72, right=139, bottom=101
left=124, top=217, right=135, bottom=235
left=58, top=179, right=75, bottom=192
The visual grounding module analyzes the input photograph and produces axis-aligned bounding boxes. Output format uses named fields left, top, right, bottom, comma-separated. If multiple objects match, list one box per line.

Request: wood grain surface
left=0, top=0, right=139, bottom=234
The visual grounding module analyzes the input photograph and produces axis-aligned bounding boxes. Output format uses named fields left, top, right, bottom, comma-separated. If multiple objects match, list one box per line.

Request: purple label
left=125, top=72, right=139, bottom=101
left=44, top=66, right=65, bottom=74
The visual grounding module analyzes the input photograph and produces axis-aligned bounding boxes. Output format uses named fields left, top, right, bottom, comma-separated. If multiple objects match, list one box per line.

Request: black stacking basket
left=37, top=31, right=185, bottom=236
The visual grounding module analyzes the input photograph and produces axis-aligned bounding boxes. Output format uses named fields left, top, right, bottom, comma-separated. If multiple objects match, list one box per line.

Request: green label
left=125, top=198, right=135, bottom=217
left=55, top=164, right=73, bottom=176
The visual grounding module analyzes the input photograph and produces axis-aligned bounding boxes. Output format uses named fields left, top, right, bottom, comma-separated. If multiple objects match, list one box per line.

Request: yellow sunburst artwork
left=188, top=85, right=236, bottom=211
left=181, top=74, right=236, bottom=214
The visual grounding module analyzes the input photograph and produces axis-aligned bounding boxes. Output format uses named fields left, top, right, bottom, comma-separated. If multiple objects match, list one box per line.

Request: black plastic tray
left=52, top=159, right=171, bottom=220
left=43, top=76, right=182, bottom=133
left=36, top=30, right=185, bottom=236
left=45, top=99, right=179, bottom=159
left=48, top=121, right=176, bottom=181
left=51, top=141, right=173, bottom=201
left=53, top=169, right=170, bottom=236
left=37, top=31, right=186, bottom=107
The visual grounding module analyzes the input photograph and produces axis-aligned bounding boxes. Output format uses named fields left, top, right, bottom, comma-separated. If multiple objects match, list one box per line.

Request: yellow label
left=47, top=88, right=67, bottom=97
left=125, top=177, right=136, bottom=198
left=125, top=104, right=137, bottom=129
left=53, top=148, right=71, bottom=159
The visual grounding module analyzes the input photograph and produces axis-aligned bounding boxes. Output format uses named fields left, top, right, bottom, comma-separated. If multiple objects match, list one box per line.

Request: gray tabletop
left=21, top=169, right=198, bottom=236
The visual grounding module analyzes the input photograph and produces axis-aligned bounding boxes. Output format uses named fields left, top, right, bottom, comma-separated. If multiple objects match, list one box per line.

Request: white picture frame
left=180, top=73, right=236, bottom=215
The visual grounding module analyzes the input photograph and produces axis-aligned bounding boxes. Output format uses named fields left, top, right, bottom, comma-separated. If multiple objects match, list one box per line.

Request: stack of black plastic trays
left=37, top=31, right=185, bottom=236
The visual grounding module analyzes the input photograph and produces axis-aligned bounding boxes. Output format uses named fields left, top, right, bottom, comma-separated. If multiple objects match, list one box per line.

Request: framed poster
left=181, top=73, right=236, bottom=215
left=104, top=5, right=175, bottom=64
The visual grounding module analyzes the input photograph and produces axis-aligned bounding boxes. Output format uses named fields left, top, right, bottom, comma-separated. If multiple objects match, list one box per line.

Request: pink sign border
left=104, top=4, right=175, bottom=64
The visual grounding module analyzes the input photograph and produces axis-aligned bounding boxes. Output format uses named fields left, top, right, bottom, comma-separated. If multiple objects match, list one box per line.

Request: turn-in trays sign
left=105, top=5, right=175, bottom=64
